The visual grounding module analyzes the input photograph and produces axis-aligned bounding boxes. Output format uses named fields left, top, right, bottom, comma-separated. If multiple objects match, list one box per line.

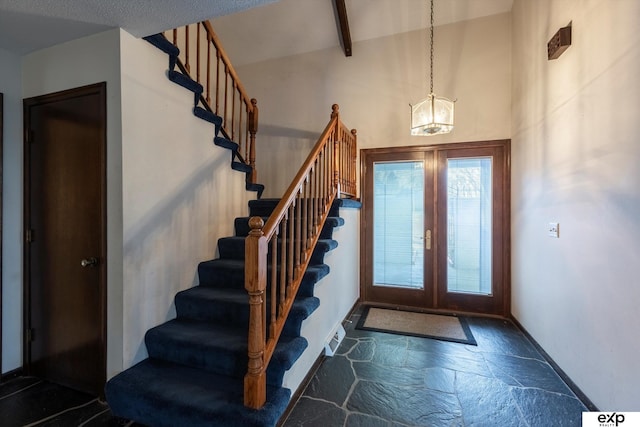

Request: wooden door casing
left=360, top=140, right=510, bottom=316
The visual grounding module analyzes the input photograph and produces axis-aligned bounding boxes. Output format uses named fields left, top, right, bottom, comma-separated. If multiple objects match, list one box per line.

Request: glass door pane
left=446, top=158, right=492, bottom=295
left=373, top=161, right=424, bottom=289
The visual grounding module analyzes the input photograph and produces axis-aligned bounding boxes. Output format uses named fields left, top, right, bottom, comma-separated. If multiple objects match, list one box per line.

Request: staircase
left=105, top=25, right=358, bottom=426
left=105, top=198, right=346, bottom=426
left=142, top=32, right=264, bottom=198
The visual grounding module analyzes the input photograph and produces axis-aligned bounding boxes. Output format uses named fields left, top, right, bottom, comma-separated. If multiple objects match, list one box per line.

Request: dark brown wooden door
left=361, top=141, right=510, bottom=316
left=24, top=83, right=106, bottom=395
left=361, top=150, right=436, bottom=307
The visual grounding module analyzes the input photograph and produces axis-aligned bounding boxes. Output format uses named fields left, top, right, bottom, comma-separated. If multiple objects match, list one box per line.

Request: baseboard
left=510, top=315, right=599, bottom=411
left=277, top=349, right=325, bottom=427
left=0, top=367, right=24, bottom=383
left=278, top=300, right=361, bottom=426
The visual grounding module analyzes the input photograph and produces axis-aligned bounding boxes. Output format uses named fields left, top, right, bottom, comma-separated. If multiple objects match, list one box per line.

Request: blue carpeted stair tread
left=193, top=106, right=222, bottom=133
left=145, top=318, right=308, bottom=382
left=215, top=136, right=239, bottom=151
left=175, top=286, right=320, bottom=336
left=168, top=70, right=203, bottom=95
left=234, top=216, right=344, bottom=238
left=232, top=161, right=253, bottom=173
left=218, top=236, right=338, bottom=261
left=143, top=34, right=179, bottom=58
left=105, top=358, right=289, bottom=427
left=197, top=258, right=330, bottom=295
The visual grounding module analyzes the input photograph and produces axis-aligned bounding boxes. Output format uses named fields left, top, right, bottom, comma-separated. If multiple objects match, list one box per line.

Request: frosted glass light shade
left=410, top=94, right=455, bottom=136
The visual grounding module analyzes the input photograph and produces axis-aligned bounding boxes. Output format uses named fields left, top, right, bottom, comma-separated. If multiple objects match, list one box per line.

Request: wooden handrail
left=244, top=105, right=357, bottom=409
left=165, top=22, right=259, bottom=183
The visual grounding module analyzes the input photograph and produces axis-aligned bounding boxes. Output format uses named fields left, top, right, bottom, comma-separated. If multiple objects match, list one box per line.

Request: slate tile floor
left=282, top=306, right=589, bottom=427
left=0, top=306, right=589, bottom=427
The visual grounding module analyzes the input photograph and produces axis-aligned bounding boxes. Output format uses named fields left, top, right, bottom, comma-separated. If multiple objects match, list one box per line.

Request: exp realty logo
left=583, top=412, right=640, bottom=427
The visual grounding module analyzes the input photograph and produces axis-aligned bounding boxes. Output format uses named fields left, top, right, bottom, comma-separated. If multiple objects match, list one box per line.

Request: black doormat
left=356, top=306, right=477, bottom=345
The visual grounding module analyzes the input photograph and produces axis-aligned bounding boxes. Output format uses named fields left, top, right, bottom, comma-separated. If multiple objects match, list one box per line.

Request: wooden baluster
left=196, top=23, right=201, bottom=84
left=351, top=129, right=357, bottom=196
left=309, top=166, right=315, bottom=234
left=279, top=217, right=287, bottom=311
left=270, top=233, right=278, bottom=338
left=185, top=25, right=191, bottom=73
left=172, top=28, right=177, bottom=45
left=224, top=69, right=229, bottom=130
left=287, top=204, right=295, bottom=294
left=244, top=217, right=266, bottom=409
left=205, top=32, right=211, bottom=105
left=295, top=190, right=302, bottom=273
left=238, top=96, right=244, bottom=155
left=302, top=179, right=309, bottom=254
left=248, top=99, right=259, bottom=184
left=231, top=82, right=236, bottom=141
left=215, top=50, right=221, bottom=114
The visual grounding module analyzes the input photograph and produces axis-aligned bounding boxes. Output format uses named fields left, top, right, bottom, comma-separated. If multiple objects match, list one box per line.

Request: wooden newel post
left=244, top=216, right=267, bottom=409
left=332, top=104, right=341, bottom=197
left=351, top=129, right=357, bottom=196
left=248, top=98, right=259, bottom=184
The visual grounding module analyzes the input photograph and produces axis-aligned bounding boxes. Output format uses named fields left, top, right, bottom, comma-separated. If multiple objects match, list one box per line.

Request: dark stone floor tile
left=466, top=317, right=544, bottom=360
left=305, top=354, right=355, bottom=406
left=353, top=361, right=424, bottom=386
left=404, top=347, right=490, bottom=378
left=424, top=367, right=456, bottom=394
left=0, top=377, right=43, bottom=398
left=511, top=387, right=586, bottom=427
left=347, top=380, right=463, bottom=426
left=345, top=412, right=392, bottom=427
left=484, top=353, right=574, bottom=395
left=283, top=397, right=346, bottom=427
left=336, top=337, right=359, bottom=355
left=0, top=381, right=94, bottom=426
left=456, top=372, right=527, bottom=427
left=371, top=338, right=409, bottom=367
left=347, top=339, right=376, bottom=361
left=406, top=335, right=480, bottom=359
left=35, top=399, right=109, bottom=426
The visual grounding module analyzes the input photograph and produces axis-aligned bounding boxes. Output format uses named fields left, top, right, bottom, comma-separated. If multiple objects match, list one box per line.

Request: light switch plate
left=548, top=222, right=559, bottom=238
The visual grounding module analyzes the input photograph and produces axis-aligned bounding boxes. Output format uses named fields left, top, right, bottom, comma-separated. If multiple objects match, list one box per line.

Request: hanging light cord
left=429, top=0, right=434, bottom=95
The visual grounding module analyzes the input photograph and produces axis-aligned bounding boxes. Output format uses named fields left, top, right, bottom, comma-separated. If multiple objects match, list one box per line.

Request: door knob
left=81, top=257, right=98, bottom=267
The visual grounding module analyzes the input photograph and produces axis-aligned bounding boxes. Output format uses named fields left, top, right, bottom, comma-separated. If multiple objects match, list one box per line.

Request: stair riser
left=175, top=296, right=319, bottom=337
left=248, top=199, right=342, bottom=218
left=145, top=329, right=305, bottom=387
left=234, top=217, right=341, bottom=240
left=197, top=263, right=329, bottom=297
left=218, top=238, right=336, bottom=264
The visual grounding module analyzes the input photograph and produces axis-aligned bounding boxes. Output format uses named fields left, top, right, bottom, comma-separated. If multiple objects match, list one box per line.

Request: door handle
left=425, top=230, right=432, bottom=250
left=81, top=257, right=98, bottom=268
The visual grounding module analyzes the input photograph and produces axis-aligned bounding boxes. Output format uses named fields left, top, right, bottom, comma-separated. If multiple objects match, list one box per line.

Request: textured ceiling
left=212, top=0, right=514, bottom=66
left=0, top=0, right=513, bottom=59
left=0, top=0, right=277, bottom=54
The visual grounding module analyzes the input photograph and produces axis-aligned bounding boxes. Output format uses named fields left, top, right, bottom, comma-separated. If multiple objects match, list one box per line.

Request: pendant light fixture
left=410, top=0, right=455, bottom=136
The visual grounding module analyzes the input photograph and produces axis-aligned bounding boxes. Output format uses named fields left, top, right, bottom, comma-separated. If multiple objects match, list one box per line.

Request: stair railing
left=244, top=105, right=357, bottom=409
left=166, top=22, right=259, bottom=183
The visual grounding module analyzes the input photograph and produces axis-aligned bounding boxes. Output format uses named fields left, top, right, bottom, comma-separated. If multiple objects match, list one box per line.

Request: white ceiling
left=212, top=0, right=514, bottom=66
left=0, top=0, right=277, bottom=54
left=0, top=0, right=513, bottom=59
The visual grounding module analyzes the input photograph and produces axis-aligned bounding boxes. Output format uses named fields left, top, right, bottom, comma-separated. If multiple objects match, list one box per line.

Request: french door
left=361, top=141, right=510, bottom=316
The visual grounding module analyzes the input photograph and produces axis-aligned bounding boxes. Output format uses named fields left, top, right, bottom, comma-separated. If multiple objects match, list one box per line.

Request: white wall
left=234, top=13, right=511, bottom=197
left=119, top=31, right=253, bottom=368
left=511, top=0, right=640, bottom=410
left=283, top=206, right=360, bottom=392
left=0, top=47, right=23, bottom=374
left=21, top=29, right=124, bottom=377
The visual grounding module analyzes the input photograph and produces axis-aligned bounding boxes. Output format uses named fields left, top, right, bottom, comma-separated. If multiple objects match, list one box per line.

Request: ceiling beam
left=333, top=0, right=352, bottom=57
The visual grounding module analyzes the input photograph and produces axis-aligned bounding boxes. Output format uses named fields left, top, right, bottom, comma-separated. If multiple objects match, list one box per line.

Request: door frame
left=360, top=140, right=511, bottom=316
left=22, top=83, right=107, bottom=391
left=0, top=92, right=3, bottom=380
